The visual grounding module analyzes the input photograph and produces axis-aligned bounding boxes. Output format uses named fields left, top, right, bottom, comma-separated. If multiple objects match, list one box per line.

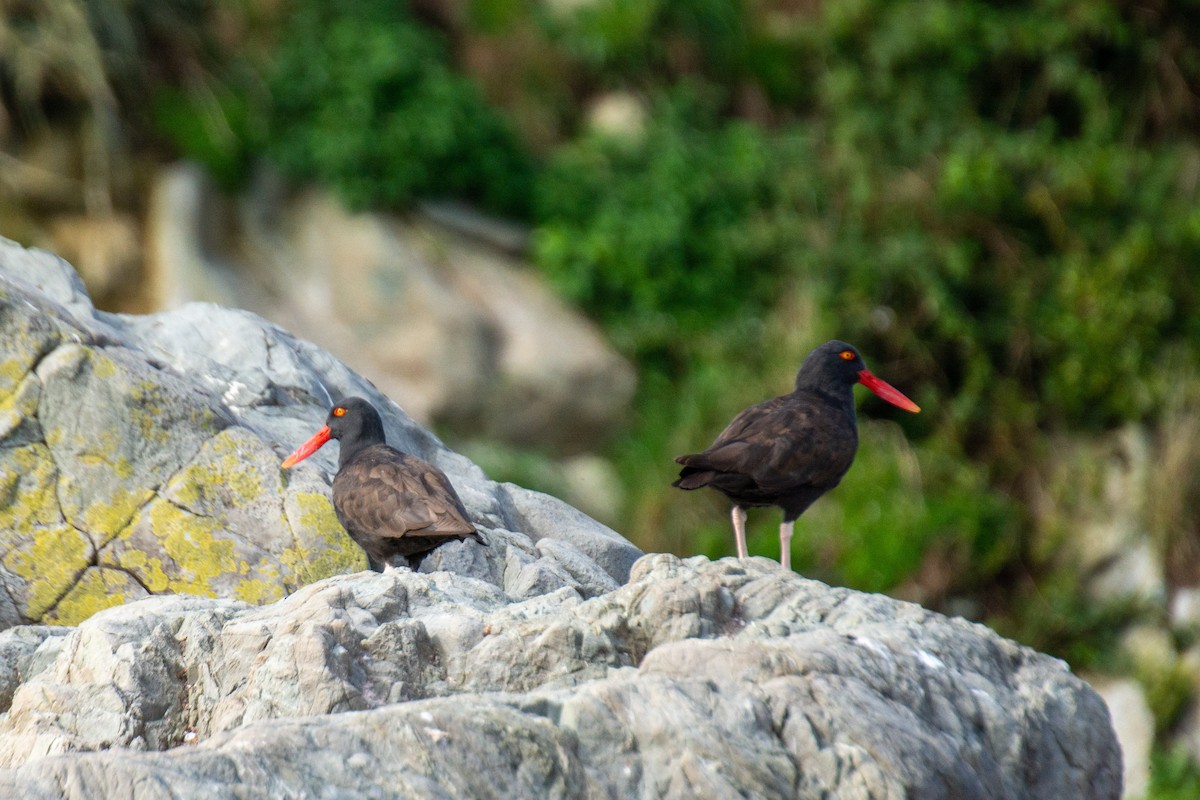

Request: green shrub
left=542, top=0, right=751, bottom=88
left=153, top=83, right=266, bottom=189
left=267, top=0, right=533, bottom=215
left=534, top=91, right=807, bottom=355
left=1149, top=747, right=1200, bottom=800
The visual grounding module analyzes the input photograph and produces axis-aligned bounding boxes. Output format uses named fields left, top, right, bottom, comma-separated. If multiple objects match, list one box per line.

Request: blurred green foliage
left=266, top=0, right=533, bottom=215
left=153, top=84, right=265, bottom=189
left=534, top=92, right=799, bottom=354
left=1149, top=747, right=1200, bottom=800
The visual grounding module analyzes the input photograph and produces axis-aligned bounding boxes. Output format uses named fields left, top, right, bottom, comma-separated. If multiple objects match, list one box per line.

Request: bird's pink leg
left=732, top=506, right=749, bottom=559
left=780, top=521, right=794, bottom=571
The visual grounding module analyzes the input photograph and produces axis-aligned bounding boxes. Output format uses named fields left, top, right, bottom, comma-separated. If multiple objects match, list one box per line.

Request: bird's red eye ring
left=840, top=350, right=855, bottom=361
left=333, top=407, right=346, bottom=417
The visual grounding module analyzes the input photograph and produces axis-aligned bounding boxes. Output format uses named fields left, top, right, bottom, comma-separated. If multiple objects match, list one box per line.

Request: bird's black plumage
left=673, top=340, right=919, bottom=569
left=282, top=397, right=482, bottom=571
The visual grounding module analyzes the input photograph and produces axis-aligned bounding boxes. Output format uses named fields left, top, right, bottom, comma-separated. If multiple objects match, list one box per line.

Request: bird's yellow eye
left=333, top=407, right=346, bottom=417
left=840, top=350, right=855, bottom=361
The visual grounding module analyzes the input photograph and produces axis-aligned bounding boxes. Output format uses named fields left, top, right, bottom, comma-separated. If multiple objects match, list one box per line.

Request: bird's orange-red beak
left=281, top=425, right=332, bottom=469
left=857, top=370, right=921, bottom=413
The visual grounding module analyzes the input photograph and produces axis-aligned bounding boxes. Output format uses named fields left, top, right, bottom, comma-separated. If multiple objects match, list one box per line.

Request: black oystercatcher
left=672, top=340, right=920, bottom=571
left=281, top=397, right=483, bottom=572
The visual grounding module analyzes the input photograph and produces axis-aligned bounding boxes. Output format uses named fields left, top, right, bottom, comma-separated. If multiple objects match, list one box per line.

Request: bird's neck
left=337, top=427, right=387, bottom=468
left=796, top=382, right=857, bottom=417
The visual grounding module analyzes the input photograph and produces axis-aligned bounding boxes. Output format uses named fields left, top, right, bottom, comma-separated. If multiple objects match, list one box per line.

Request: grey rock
left=0, top=626, right=69, bottom=712
left=534, top=538, right=620, bottom=599
left=0, top=237, right=640, bottom=626
left=496, top=482, right=642, bottom=585
left=0, top=556, right=1119, bottom=798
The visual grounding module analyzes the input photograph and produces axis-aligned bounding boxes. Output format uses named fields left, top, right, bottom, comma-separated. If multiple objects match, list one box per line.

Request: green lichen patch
left=3, top=523, right=93, bottom=620
left=281, top=490, right=366, bottom=587
left=44, top=567, right=149, bottom=626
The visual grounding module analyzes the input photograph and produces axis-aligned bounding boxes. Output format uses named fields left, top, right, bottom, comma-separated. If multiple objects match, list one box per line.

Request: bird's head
left=281, top=397, right=386, bottom=469
left=797, top=340, right=920, bottom=413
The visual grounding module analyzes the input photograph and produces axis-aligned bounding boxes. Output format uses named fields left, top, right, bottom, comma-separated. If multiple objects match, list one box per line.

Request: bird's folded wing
left=336, top=462, right=475, bottom=539
left=677, top=398, right=854, bottom=492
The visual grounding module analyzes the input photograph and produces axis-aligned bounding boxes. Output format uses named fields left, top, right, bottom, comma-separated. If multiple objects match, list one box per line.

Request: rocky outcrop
left=0, top=239, right=1121, bottom=798
left=145, top=168, right=636, bottom=453
left=0, top=555, right=1120, bottom=798
left=0, top=237, right=640, bottom=627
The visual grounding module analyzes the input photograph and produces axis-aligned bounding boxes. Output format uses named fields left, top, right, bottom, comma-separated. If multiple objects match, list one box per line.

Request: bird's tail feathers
left=672, top=462, right=716, bottom=490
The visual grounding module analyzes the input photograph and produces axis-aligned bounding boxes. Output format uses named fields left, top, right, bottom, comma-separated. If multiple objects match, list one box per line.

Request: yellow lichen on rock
left=0, top=373, right=41, bottom=443
left=0, top=290, right=63, bottom=401
left=84, top=488, right=155, bottom=549
left=46, top=567, right=148, bottom=626
left=0, top=443, right=93, bottom=620
left=89, top=350, right=118, bottom=380
left=149, top=500, right=246, bottom=597
left=3, top=524, right=93, bottom=619
left=113, top=548, right=171, bottom=593
left=0, top=358, right=29, bottom=399
left=234, top=558, right=285, bottom=605
left=0, top=443, right=60, bottom=531
left=128, top=379, right=178, bottom=446
left=282, top=491, right=366, bottom=586
left=166, top=429, right=268, bottom=512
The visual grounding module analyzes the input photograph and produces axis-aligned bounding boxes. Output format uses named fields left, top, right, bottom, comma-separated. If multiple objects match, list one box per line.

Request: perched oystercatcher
left=673, top=340, right=920, bottom=571
left=281, top=397, right=483, bottom=572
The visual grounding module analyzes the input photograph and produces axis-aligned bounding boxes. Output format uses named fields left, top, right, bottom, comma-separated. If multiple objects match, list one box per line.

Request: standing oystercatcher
left=281, top=397, right=482, bottom=571
left=673, top=340, right=920, bottom=570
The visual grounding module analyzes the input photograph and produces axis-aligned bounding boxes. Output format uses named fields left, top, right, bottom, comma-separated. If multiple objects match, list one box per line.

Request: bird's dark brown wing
left=675, top=391, right=857, bottom=495
left=333, top=446, right=476, bottom=542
